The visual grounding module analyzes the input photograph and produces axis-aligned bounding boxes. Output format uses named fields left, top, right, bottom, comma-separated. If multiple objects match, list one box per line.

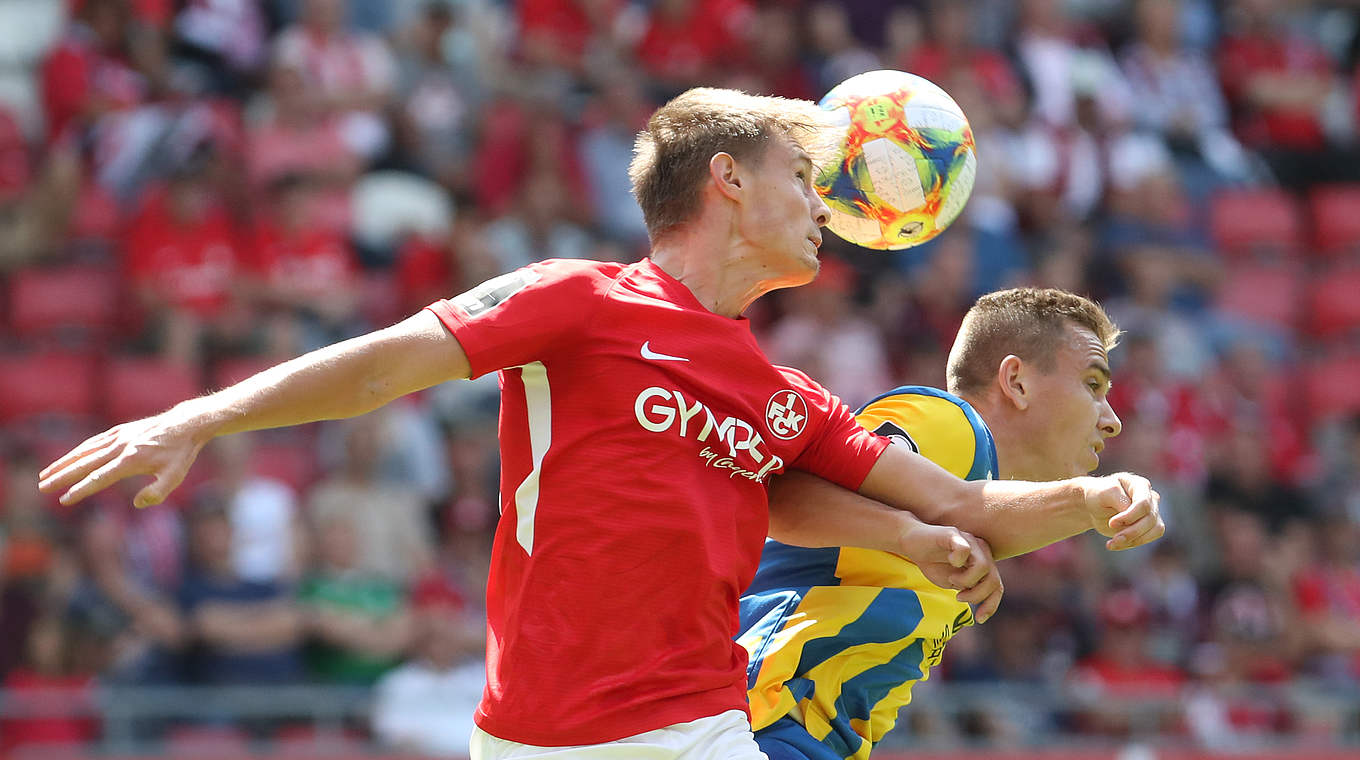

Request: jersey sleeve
left=784, top=371, right=890, bottom=490
left=424, top=260, right=613, bottom=379
left=855, top=387, right=994, bottom=481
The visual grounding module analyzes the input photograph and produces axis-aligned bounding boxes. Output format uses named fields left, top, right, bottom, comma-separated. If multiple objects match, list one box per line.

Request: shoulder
left=856, top=386, right=995, bottom=480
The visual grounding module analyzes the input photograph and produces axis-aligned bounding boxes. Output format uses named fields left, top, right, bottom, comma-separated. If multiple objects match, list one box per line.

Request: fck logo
left=765, top=390, right=807, bottom=440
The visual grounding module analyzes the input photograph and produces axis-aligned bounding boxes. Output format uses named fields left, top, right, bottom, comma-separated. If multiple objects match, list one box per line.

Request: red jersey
left=425, top=258, right=888, bottom=745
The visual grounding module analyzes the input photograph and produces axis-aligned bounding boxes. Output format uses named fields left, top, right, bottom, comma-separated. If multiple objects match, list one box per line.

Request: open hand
left=37, top=412, right=209, bottom=509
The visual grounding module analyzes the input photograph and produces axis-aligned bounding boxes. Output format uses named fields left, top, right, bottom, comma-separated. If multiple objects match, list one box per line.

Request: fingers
left=38, top=427, right=121, bottom=490
left=1107, top=479, right=1163, bottom=551
left=957, top=566, right=1004, bottom=624
left=38, top=438, right=124, bottom=495
left=1108, top=510, right=1166, bottom=551
left=946, top=533, right=971, bottom=568
left=134, top=467, right=187, bottom=510
left=950, top=532, right=994, bottom=587
left=59, top=453, right=143, bottom=506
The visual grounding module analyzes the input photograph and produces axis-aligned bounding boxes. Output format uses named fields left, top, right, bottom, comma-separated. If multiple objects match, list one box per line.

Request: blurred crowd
left=3, top=0, right=1360, bottom=755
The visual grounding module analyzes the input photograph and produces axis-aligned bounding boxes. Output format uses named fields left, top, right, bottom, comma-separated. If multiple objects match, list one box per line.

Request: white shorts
left=469, top=710, right=768, bottom=760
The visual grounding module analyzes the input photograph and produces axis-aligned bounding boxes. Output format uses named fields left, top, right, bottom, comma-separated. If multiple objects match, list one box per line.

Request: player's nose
left=811, top=193, right=831, bottom=227
left=1099, top=399, right=1122, bottom=438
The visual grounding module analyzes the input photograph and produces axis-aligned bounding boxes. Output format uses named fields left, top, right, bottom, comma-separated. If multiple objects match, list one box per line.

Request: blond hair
left=628, top=88, right=834, bottom=242
left=947, top=288, right=1121, bottom=395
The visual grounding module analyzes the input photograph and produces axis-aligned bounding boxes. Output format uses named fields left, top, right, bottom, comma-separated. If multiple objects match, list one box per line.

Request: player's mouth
left=808, top=235, right=822, bottom=249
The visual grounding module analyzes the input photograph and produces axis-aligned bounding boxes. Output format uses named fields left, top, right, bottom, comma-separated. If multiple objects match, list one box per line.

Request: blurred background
left=2, top=0, right=1360, bottom=757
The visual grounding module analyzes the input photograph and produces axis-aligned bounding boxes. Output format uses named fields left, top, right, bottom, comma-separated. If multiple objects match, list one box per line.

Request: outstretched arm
left=39, top=310, right=469, bottom=508
left=769, top=443, right=1163, bottom=561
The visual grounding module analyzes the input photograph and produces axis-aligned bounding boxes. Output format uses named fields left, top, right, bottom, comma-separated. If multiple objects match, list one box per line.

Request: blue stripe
left=796, top=588, right=924, bottom=674
left=748, top=541, right=842, bottom=594
left=840, top=638, right=926, bottom=724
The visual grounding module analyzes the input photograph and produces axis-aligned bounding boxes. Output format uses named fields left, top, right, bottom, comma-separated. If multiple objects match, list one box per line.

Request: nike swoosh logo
left=640, top=341, right=689, bottom=362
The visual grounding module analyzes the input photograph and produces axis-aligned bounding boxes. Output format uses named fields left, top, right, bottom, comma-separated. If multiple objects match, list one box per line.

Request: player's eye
left=796, top=170, right=806, bottom=181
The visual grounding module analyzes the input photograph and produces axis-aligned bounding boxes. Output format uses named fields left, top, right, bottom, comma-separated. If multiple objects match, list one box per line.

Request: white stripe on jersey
left=513, top=361, right=552, bottom=555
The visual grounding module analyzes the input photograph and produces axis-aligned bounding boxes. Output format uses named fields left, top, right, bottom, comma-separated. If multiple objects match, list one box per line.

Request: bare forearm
left=854, top=445, right=1089, bottom=559
left=185, top=314, right=461, bottom=439
left=767, top=470, right=920, bottom=552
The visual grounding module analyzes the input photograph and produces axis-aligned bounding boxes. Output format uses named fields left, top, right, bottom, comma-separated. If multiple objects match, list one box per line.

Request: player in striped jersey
left=741, top=287, right=1138, bottom=759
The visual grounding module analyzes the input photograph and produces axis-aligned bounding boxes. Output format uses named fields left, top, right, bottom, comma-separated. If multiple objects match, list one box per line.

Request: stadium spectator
left=309, top=410, right=435, bottom=583
left=201, top=435, right=306, bottom=584
left=633, top=0, right=752, bottom=93
left=299, top=509, right=415, bottom=685
left=1119, top=0, right=1254, bottom=191
left=245, top=58, right=361, bottom=234
left=1291, top=514, right=1360, bottom=685
left=40, top=0, right=157, bottom=146
left=1216, top=0, right=1339, bottom=188
left=390, top=0, right=485, bottom=191
left=245, top=173, right=362, bottom=355
left=271, top=0, right=398, bottom=159
left=370, top=572, right=485, bottom=756
left=123, top=152, right=250, bottom=366
left=1069, top=588, right=1186, bottom=736
left=0, top=614, right=99, bottom=755
left=177, top=491, right=306, bottom=685
left=805, top=1, right=882, bottom=93
left=67, top=487, right=185, bottom=686
left=903, top=0, right=1026, bottom=129
left=764, top=257, right=892, bottom=409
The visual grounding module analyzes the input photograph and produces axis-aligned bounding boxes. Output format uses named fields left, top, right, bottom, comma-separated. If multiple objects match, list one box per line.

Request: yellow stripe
left=856, top=395, right=977, bottom=479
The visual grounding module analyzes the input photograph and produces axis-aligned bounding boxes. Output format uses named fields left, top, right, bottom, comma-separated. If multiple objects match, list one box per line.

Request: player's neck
left=651, top=235, right=790, bottom=319
left=962, top=394, right=1046, bottom=481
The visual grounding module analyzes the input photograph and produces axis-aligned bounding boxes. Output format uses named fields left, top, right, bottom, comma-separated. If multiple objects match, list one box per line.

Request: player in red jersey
left=40, top=88, right=1162, bottom=759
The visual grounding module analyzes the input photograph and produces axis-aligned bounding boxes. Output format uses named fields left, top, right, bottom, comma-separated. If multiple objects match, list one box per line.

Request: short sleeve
left=786, top=373, right=889, bottom=490
left=424, top=260, right=614, bottom=379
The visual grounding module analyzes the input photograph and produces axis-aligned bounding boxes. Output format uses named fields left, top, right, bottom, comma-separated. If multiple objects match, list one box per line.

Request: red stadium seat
left=1214, top=264, right=1304, bottom=331
left=8, top=265, right=120, bottom=339
left=1304, top=355, right=1360, bottom=422
left=103, top=357, right=202, bottom=423
left=1310, top=184, right=1360, bottom=257
left=1209, top=189, right=1304, bottom=259
left=1308, top=266, right=1360, bottom=338
left=0, top=352, right=98, bottom=422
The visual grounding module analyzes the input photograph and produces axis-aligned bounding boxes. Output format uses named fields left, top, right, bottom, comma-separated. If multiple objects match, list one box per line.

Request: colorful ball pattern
left=814, top=70, right=977, bottom=251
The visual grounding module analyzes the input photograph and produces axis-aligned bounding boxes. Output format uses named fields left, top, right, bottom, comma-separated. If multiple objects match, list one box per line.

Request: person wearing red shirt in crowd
left=515, top=0, right=626, bottom=74
left=0, top=614, right=99, bottom=755
left=41, top=87, right=1161, bottom=758
left=123, top=153, right=249, bottom=365
left=1216, top=0, right=1359, bottom=188
left=41, top=0, right=152, bottom=146
left=1069, top=588, right=1186, bottom=736
left=635, top=0, right=752, bottom=92
left=1292, top=515, right=1360, bottom=682
left=245, top=174, right=361, bottom=355
left=902, top=0, right=1026, bottom=128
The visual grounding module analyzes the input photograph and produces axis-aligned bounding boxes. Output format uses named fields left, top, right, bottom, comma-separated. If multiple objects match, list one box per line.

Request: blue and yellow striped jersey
left=739, top=386, right=998, bottom=759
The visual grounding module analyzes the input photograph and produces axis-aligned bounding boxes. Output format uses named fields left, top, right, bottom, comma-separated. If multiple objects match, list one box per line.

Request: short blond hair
left=628, top=88, right=833, bottom=242
left=947, top=288, right=1121, bottom=395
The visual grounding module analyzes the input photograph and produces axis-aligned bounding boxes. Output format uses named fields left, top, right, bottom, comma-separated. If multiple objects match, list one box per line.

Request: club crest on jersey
left=871, top=420, right=919, bottom=452
left=634, top=387, right=785, bottom=483
left=765, top=390, right=808, bottom=440
left=452, top=269, right=541, bottom=318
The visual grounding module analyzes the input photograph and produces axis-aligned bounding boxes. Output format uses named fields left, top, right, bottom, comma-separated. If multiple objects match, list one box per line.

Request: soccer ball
left=814, top=70, right=977, bottom=251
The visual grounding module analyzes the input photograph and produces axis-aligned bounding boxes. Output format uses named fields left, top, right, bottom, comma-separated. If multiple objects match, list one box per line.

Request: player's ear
left=997, top=355, right=1030, bottom=411
left=709, top=152, right=743, bottom=201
